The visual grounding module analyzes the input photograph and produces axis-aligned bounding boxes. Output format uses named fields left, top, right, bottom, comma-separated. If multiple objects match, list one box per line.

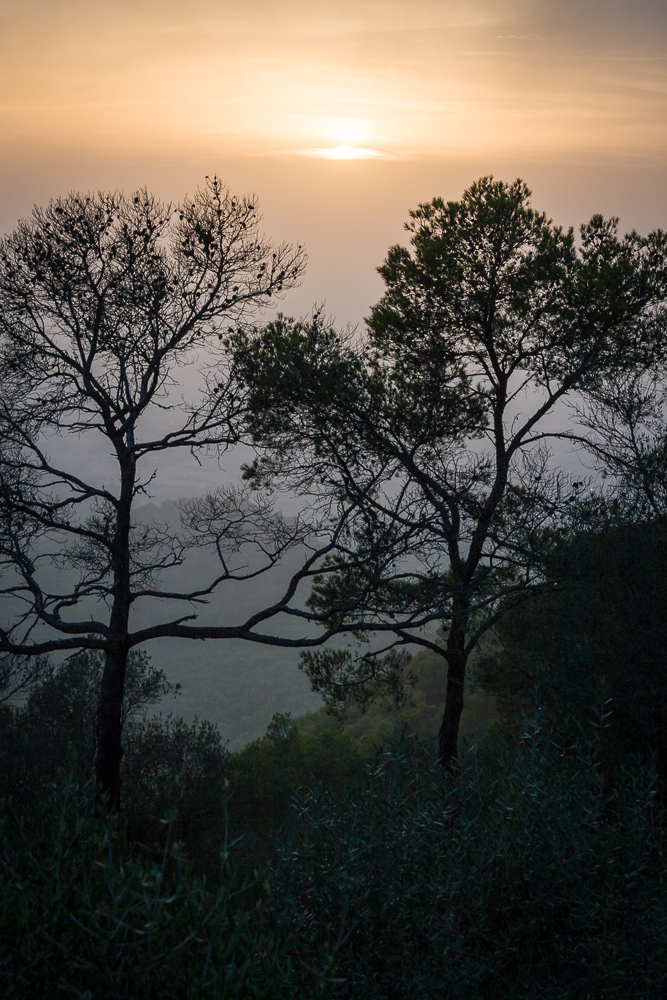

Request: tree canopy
left=232, top=176, right=667, bottom=765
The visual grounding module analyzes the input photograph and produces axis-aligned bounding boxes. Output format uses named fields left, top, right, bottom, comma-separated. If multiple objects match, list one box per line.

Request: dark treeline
left=2, top=177, right=667, bottom=995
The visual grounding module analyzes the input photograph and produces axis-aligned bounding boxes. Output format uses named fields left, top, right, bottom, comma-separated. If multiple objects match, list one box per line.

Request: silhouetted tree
left=232, top=177, right=667, bottom=766
left=0, top=179, right=320, bottom=810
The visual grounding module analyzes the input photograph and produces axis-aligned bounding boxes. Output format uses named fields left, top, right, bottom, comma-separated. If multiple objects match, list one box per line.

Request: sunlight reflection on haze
left=303, top=145, right=390, bottom=159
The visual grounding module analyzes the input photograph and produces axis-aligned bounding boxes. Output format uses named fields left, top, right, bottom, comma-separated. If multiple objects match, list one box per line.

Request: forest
left=1, top=176, right=667, bottom=997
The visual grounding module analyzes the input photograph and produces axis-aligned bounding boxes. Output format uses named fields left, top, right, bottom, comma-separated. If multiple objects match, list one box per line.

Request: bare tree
left=0, top=652, right=48, bottom=704
left=0, top=179, right=316, bottom=809
left=232, top=178, right=667, bottom=767
left=570, top=370, right=667, bottom=518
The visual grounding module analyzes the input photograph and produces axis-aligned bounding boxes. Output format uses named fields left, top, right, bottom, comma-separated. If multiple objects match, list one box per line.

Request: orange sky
left=1, top=0, right=666, bottom=327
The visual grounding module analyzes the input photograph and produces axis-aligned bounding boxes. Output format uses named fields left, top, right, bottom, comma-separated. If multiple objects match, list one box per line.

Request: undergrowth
left=1, top=720, right=666, bottom=998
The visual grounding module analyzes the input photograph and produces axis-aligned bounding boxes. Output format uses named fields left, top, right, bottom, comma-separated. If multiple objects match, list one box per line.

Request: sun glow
left=306, top=144, right=387, bottom=160
left=325, top=117, right=369, bottom=143
left=1, top=1, right=665, bottom=170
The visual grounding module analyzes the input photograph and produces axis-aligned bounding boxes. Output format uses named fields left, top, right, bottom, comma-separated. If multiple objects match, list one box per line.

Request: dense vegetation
left=2, top=518, right=667, bottom=996
left=480, top=520, right=667, bottom=785
left=1, top=715, right=665, bottom=997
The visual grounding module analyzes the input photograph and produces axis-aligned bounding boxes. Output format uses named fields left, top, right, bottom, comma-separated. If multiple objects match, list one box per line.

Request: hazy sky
left=3, top=0, right=667, bottom=157
left=2, top=0, right=666, bottom=321
left=2, top=0, right=664, bottom=723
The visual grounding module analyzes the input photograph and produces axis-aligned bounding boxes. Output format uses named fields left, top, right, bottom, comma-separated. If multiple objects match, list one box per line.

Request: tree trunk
left=438, top=617, right=468, bottom=769
left=95, top=451, right=134, bottom=813
left=95, top=643, right=128, bottom=812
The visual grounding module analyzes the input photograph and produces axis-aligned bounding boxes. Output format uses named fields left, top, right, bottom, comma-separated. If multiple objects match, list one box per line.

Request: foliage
left=228, top=713, right=365, bottom=871
left=0, top=777, right=334, bottom=999
left=0, top=650, right=178, bottom=803
left=297, top=641, right=498, bottom=750
left=300, top=646, right=414, bottom=718
left=123, top=713, right=230, bottom=871
left=478, top=520, right=667, bottom=781
left=274, top=727, right=667, bottom=999
left=0, top=651, right=232, bottom=875
left=232, top=176, right=667, bottom=765
left=2, top=678, right=667, bottom=996
left=0, top=653, right=362, bottom=875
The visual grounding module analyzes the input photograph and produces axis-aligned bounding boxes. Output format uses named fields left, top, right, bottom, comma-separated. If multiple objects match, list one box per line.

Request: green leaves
left=0, top=774, right=333, bottom=999
left=231, top=313, right=363, bottom=447
left=369, top=176, right=577, bottom=387
left=229, top=176, right=667, bottom=761
left=275, top=730, right=667, bottom=998
left=300, top=647, right=414, bottom=719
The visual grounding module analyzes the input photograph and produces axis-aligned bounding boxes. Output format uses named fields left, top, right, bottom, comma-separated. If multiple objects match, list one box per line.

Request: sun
left=296, top=116, right=389, bottom=159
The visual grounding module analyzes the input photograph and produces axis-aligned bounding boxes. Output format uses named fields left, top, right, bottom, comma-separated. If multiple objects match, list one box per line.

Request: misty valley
left=1, top=176, right=667, bottom=998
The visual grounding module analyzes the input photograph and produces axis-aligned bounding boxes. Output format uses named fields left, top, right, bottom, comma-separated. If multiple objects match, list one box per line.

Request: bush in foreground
left=275, top=724, right=667, bottom=999
left=1, top=721, right=666, bottom=998
left=0, top=777, right=333, bottom=999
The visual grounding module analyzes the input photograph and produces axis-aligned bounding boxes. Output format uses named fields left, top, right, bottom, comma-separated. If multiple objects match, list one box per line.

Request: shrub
left=227, top=713, right=364, bottom=872
left=273, top=724, right=667, bottom=999
left=0, top=777, right=334, bottom=999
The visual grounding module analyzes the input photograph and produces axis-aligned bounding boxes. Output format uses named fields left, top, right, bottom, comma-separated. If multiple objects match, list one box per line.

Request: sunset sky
left=1, top=0, right=666, bottom=337
left=2, top=0, right=665, bottom=741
